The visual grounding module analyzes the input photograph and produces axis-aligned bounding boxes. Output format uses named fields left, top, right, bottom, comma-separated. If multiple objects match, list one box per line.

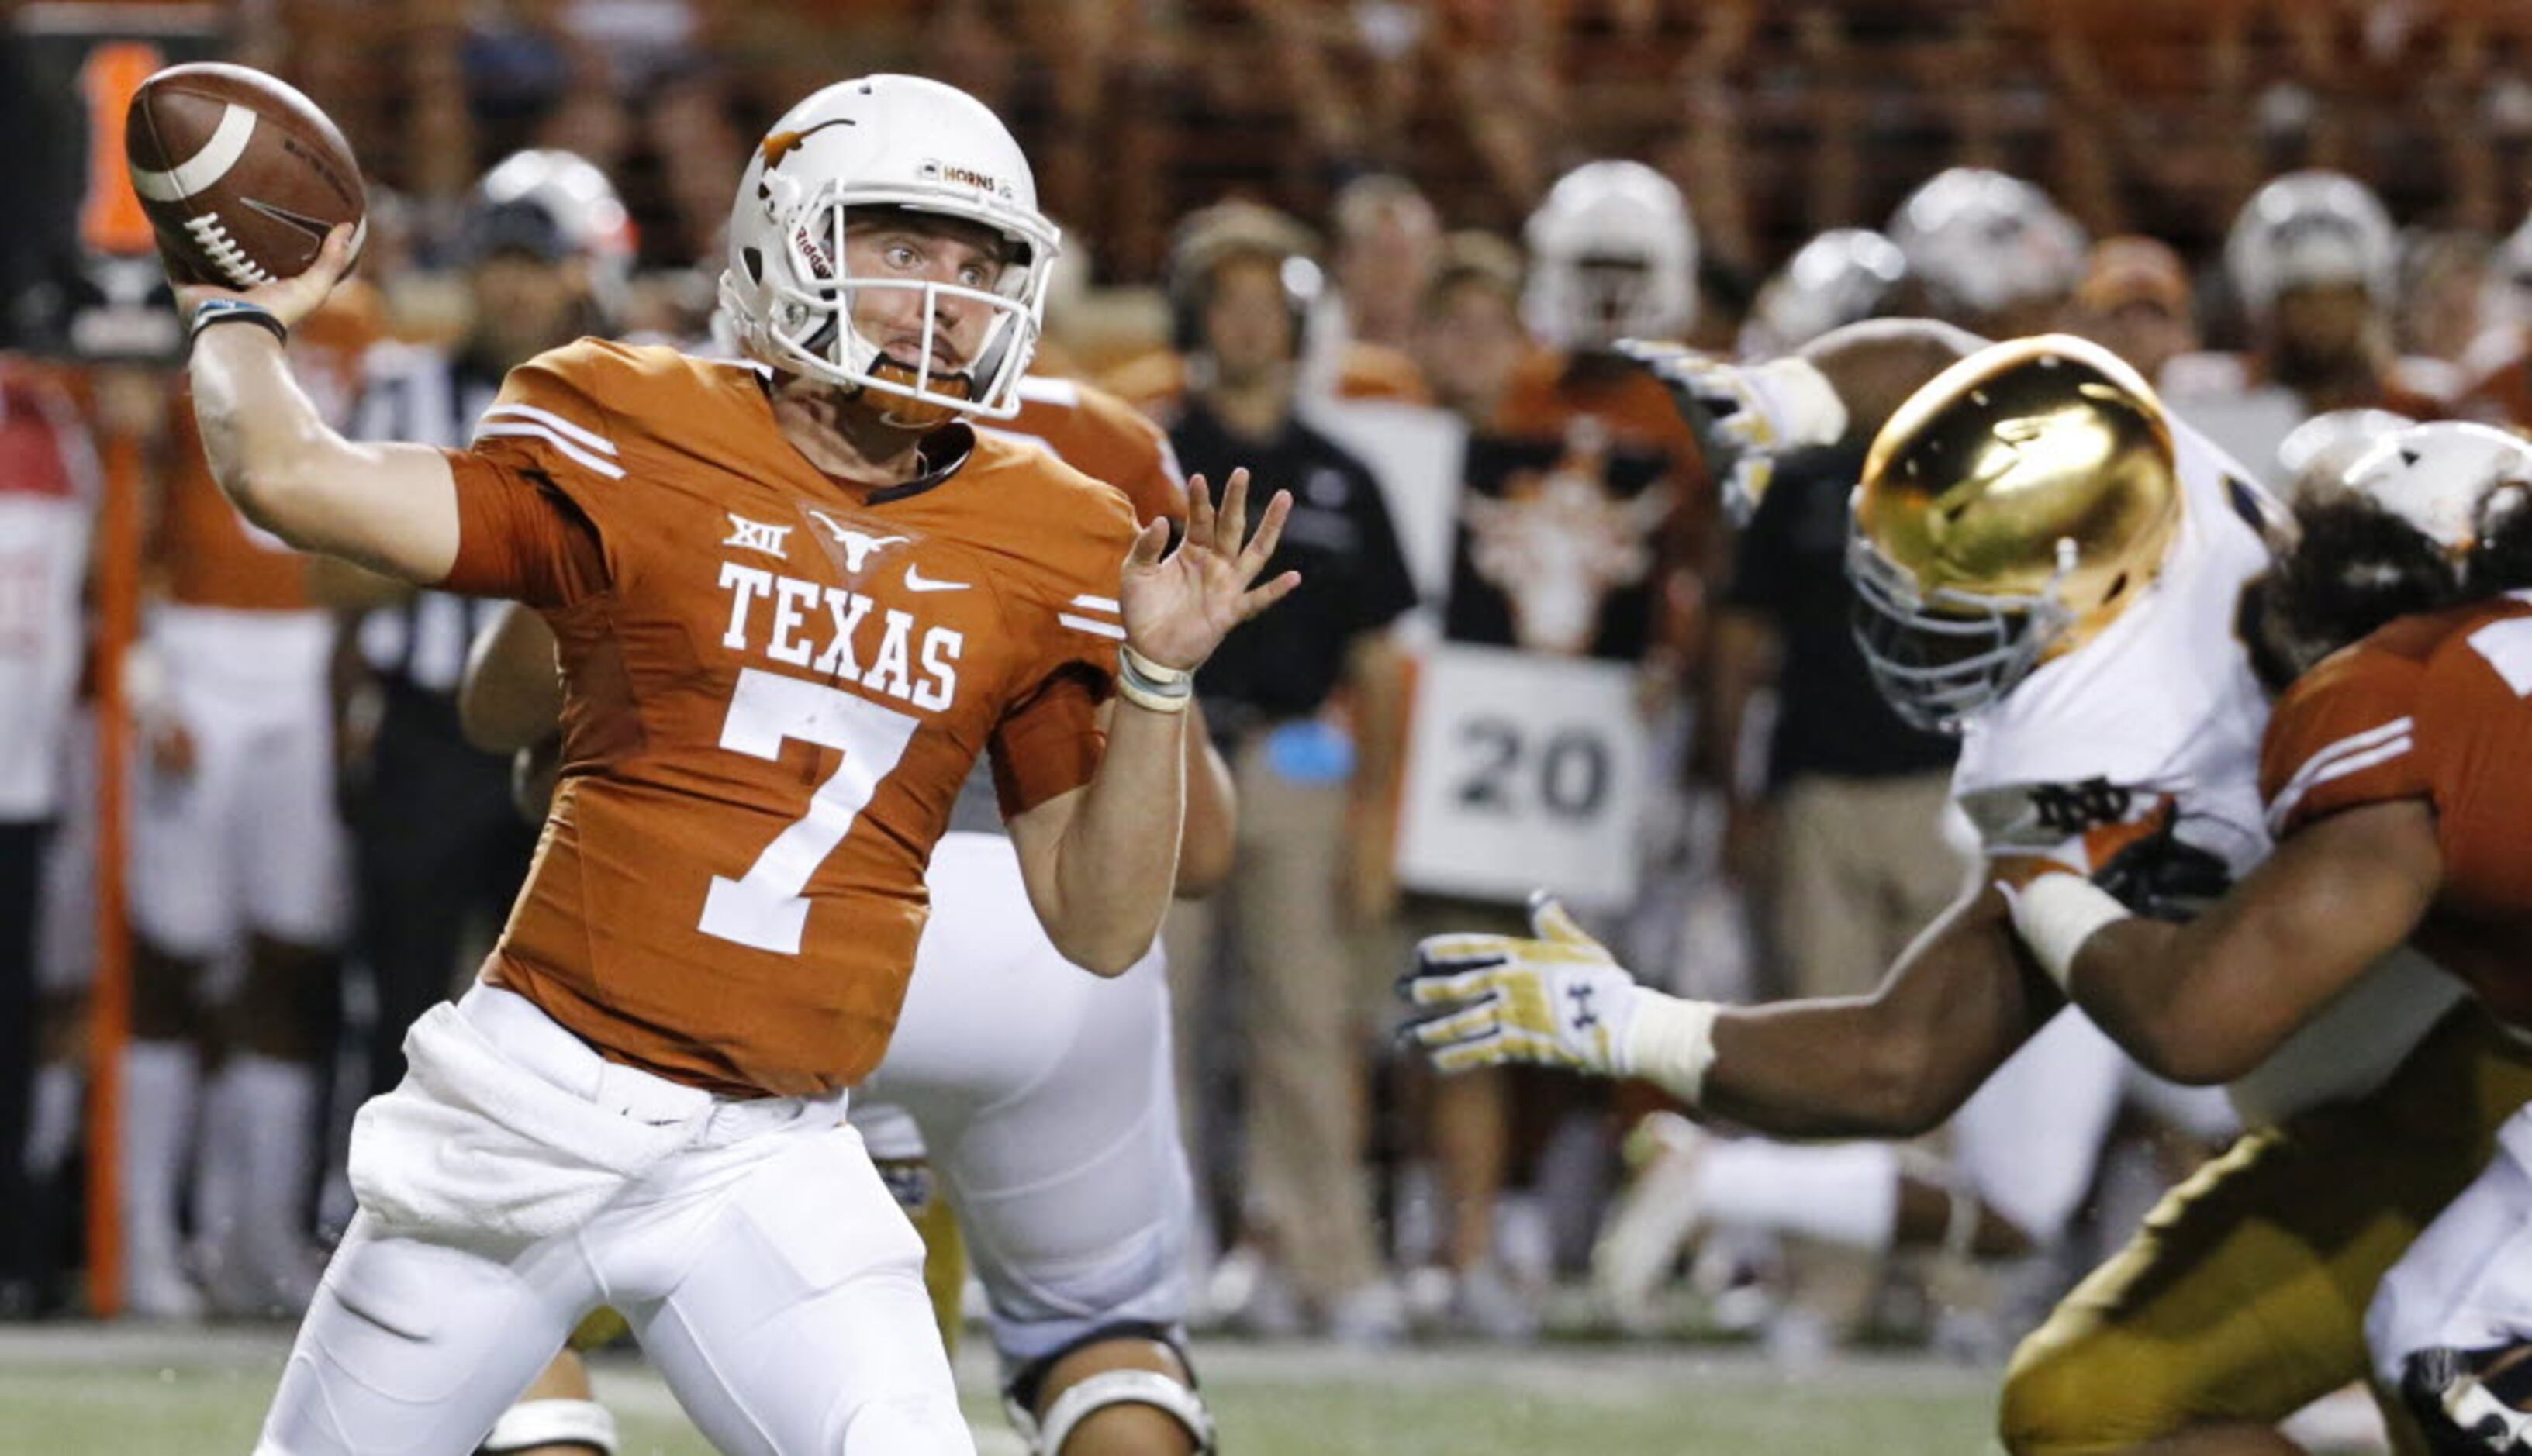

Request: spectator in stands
left=1163, top=203, right=1418, bottom=1345
left=2162, top=171, right=2446, bottom=481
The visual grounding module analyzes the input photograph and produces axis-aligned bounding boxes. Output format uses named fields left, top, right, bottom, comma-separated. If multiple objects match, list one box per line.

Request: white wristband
left=2004, top=875, right=2134, bottom=992
left=1620, top=992, right=1720, bottom=1104
left=1750, top=356, right=1850, bottom=449
left=1115, top=643, right=1193, bottom=716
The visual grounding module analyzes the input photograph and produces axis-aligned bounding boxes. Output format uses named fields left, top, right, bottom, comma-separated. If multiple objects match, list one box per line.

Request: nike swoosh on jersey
left=903, top=564, right=971, bottom=593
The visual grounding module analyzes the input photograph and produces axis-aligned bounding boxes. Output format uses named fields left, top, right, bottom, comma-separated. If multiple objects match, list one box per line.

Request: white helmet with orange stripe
left=718, top=74, right=1062, bottom=422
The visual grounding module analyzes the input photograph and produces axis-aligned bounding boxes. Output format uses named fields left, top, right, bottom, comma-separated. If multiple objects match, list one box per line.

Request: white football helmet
left=2339, top=421, right=2532, bottom=556
left=2223, top=171, right=2396, bottom=320
left=719, top=74, right=1062, bottom=422
left=2275, top=407, right=2416, bottom=496
left=1886, top=168, right=2088, bottom=322
left=1521, top=160, right=1698, bottom=350
left=465, top=150, right=636, bottom=312
left=1738, top=228, right=1908, bottom=357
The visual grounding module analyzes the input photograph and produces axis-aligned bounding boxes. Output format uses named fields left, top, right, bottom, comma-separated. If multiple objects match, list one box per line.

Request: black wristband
left=188, top=300, right=288, bottom=347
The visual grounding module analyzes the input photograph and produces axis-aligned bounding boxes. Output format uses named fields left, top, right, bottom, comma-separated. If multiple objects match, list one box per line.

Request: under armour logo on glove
left=1567, top=982, right=1601, bottom=1033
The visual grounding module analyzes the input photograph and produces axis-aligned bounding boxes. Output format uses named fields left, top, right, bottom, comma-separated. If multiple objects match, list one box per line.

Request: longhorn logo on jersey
left=804, top=511, right=910, bottom=575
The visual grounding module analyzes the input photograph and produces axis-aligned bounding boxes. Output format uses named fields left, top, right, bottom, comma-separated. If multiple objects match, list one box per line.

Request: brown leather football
left=124, top=64, right=365, bottom=291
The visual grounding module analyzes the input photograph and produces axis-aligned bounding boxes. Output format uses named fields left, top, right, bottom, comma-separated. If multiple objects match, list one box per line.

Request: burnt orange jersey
left=989, top=374, right=1187, bottom=526
left=2261, top=592, right=2532, bottom=1024
left=1484, top=349, right=1718, bottom=656
left=156, top=283, right=383, bottom=611
left=438, top=339, right=1140, bottom=1097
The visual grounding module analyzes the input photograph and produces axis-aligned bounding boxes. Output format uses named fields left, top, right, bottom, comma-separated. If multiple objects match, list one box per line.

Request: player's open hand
left=1118, top=468, right=1301, bottom=672
left=172, top=221, right=358, bottom=333
left=1400, top=892, right=1646, bottom=1078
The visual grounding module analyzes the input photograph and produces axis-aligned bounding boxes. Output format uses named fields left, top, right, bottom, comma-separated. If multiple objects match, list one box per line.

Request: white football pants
left=853, top=832, right=1193, bottom=1369
left=256, top=986, right=969, bottom=1456
left=2368, top=1102, right=2532, bottom=1389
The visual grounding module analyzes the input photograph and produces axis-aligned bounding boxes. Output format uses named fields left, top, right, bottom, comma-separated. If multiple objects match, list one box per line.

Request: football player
left=175, top=73, right=1294, bottom=1456
left=1736, top=227, right=1910, bottom=361
left=123, top=283, right=382, bottom=1319
left=1408, top=329, right=2532, bottom=1452
left=2003, top=420, right=2532, bottom=1452
left=1885, top=168, right=2088, bottom=342
left=466, top=372, right=1232, bottom=1456
left=2162, top=171, right=2448, bottom=485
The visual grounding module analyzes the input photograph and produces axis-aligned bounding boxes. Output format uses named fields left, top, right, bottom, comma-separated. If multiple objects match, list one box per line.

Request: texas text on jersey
left=2263, top=590, right=2532, bottom=1026
left=439, top=337, right=1141, bottom=1098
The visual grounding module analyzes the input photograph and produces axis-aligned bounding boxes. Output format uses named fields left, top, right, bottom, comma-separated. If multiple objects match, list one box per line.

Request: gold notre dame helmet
left=1847, top=333, right=2184, bottom=732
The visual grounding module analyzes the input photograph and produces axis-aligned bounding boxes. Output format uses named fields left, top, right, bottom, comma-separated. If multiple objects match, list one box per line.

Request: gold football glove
left=1401, top=893, right=1646, bottom=1077
left=1616, top=340, right=1848, bottom=523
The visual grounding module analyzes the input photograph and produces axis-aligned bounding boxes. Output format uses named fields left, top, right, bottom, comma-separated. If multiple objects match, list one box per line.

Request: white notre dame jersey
left=1949, top=419, right=2463, bottom=1123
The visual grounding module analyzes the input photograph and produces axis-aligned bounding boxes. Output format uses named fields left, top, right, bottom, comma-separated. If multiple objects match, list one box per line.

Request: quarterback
left=178, top=74, right=1293, bottom=1456
left=467, top=369, right=1231, bottom=1456
left=1408, top=331, right=2532, bottom=1453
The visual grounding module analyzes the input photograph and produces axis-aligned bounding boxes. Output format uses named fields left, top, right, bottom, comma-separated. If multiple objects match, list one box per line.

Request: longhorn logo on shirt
left=1463, top=423, right=1670, bottom=655
left=803, top=512, right=909, bottom=574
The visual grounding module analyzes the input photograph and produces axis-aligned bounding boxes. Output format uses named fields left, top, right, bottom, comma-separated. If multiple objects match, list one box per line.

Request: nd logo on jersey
left=2027, top=777, right=2133, bottom=836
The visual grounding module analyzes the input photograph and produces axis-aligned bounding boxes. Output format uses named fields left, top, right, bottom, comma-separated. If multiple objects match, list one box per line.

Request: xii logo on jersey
left=723, top=513, right=793, bottom=560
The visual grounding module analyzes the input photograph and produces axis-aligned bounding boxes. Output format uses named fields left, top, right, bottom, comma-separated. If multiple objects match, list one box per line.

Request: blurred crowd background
left=6, top=0, right=2532, bottom=1386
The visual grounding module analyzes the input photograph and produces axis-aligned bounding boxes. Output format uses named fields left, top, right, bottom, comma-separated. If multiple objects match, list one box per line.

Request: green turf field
left=0, top=1325, right=2007, bottom=1454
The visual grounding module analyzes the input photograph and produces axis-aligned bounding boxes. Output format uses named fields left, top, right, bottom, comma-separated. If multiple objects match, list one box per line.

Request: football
left=124, top=63, right=366, bottom=292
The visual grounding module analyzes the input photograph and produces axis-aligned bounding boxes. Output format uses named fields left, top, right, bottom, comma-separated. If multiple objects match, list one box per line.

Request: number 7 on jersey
left=699, top=667, right=921, bottom=954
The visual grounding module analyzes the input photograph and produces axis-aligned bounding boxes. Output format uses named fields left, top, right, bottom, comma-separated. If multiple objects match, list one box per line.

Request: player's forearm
left=1049, top=699, right=1187, bottom=974
left=2059, top=917, right=2258, bottom=1085
left=460, top=602, right=565, bottom=754
left=1702, top=888, right=2042, bottom=1137
left=189, top=326, right=461, bottom=582
left=189, top=324, right=356, bottom=542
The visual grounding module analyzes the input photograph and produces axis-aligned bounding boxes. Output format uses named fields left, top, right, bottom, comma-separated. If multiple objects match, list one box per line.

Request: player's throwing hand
left=171, top=222, right=359, bottom=334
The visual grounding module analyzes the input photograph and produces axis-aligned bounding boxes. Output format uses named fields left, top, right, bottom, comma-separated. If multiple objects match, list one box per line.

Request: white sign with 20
left=1395, top=643, right=1652, bottom=910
